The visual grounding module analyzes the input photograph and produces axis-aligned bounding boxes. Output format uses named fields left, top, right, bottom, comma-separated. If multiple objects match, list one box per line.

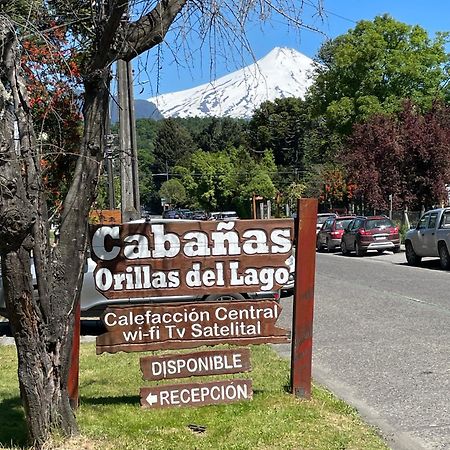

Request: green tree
left=284, top=181, right=307, bottom=213
left=159, top=179, right=187, bottom=207
left=248, top=97, right=311, bottom=170
left=233, top=148, right=277, bottom=200
left=177, top=150, right=236, bottom=211
left=309, top=15, right=450, bottom=133
left=138, top=147, right=157, bottom=208
left=197, top=117, right=247, bottom=153
left=154, top=118, right=196, bottom=174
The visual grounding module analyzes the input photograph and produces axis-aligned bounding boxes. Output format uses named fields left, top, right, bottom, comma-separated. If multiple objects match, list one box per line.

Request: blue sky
left=132, top=0, right=450, bottom=100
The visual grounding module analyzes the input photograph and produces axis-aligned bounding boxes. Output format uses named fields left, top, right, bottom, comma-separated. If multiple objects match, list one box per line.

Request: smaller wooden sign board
left=140, top=348, right=251, bottom=381
left=96, top=300, right=289, bottom=354
left=140, top=379, right=252, bottom=409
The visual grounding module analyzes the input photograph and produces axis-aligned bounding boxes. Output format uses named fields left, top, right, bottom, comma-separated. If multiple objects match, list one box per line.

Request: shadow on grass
left=81, top=394, right=139, bottom=406
left=0, top=396, right=28, bottom=448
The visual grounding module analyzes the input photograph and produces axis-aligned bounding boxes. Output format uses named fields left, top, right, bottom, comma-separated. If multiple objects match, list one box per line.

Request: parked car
left=316, top=216, right=355, bottom=252
left=218, top=211, right=240, bottom=221
left=162, top=209, right=182, bottom=219
left=208, top=212, right=221, bottom=221
left=178, top=208, right=193, bottom=219
left=404, top=208, right=450, bottom=269
left=191, top=210, right=208, bottom=220
left=341, top=216, right=401, bottom=256
left=316, top=213, right=337, bottom=234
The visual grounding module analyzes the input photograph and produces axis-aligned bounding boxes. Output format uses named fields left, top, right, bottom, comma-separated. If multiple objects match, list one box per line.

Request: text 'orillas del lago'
left=89, top=219, right=294, bottom=299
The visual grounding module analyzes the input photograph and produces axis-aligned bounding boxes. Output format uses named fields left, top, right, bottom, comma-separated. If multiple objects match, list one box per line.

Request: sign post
left=68, top=301, right=81, bottom=409
left=290, top=198, right=317, bottom=399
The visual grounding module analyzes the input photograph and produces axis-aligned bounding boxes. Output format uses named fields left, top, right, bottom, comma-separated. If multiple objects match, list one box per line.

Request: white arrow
left=146, top=392, right=158, bottom=406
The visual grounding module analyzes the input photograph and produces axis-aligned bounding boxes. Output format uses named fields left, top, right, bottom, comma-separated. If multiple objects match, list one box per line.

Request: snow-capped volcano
left=148, top=47, right=315, bottom=119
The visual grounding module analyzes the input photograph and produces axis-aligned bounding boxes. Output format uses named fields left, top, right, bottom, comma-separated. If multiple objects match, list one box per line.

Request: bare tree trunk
left=0, top=17, right=106, bottom=447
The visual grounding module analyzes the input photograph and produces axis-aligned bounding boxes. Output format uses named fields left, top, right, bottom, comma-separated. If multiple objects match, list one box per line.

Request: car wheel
left=405, top=241, right=421, bottom=266
left=355, top=241, right=366, bottom=257
left=341, top=240, right=350, bottom=256
left=392, top=246, right=401, bottom=254
left=438, top=243, right=450, bottom=270
left=326, top=239, right=334, bottom=253
left=204, top=293, right=245, bottom=302
left=316, top=238, right=324, bottom=252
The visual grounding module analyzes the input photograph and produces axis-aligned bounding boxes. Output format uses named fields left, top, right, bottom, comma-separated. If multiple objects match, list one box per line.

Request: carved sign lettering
left=140, top=379, right=252, bottom=409
left=89, top=219, right=293, bottom=299
left=140, top=348, right=251, bottom=380
left=96, top=300, right=289, bottom=354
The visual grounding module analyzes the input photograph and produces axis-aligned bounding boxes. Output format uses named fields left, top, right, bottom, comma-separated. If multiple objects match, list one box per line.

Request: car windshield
left=317, top=216, right=332, bottom=225
left=335, top=219, right=353, bottom=230
left=365, top=218, right=394, bottom=230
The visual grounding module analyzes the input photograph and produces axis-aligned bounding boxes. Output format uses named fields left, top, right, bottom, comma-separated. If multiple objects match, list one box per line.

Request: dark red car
left=316, top=215, right=355, bottom=252
left=341, top=216, right=401, bottom=256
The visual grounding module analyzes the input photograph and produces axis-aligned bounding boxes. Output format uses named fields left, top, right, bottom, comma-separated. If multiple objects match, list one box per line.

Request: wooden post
left=68, top=301, right=80, bottom=409
left=290, top=198, right=317, bottom=399
left=252, top=194, right=257, bottom=219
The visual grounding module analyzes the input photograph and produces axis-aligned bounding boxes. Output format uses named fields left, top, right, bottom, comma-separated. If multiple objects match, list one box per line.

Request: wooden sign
left=140, top=348, right=251, bottom=380
left=89, top=219, right=293, bottom=298
left=96, top=300, right=289, bottom=354
left=140, top=379, right=252, bottom=409
left=89, top=209, right=122, bottom=224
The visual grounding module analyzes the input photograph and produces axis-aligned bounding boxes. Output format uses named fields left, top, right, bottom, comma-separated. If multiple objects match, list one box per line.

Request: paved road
left=275, top=250, right=450, bottom=450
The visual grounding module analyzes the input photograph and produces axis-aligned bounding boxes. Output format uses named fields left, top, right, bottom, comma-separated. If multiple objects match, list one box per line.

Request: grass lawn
left=0, top=343, right=389, bottom=450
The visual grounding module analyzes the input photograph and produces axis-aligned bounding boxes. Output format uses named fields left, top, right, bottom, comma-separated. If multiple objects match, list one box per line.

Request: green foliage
left=196, top=117, right=248, bottom=153
left=153, top=118, right=197, bottom=174
left=248, top=97, right=311, bottom=169
left=309, top=15, right=450, bottom=132
left=233, top=148, right=277, bottom=201
left=95, top=174, right=121, bottom=210
left=177, top=149, right=236, bottom=211
left=284, top=181, right=307, bottom=210
left=174, top=146, right=277, bottom=214
left=158, top=179, right=186, bottom=207
left=136, top=118, right=159, bottom=157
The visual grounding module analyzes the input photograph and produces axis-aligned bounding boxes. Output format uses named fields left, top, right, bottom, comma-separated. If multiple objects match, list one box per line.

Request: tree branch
left=118, top=0, right=188, bottom=61
left=90, top=0, right=130, bottom=71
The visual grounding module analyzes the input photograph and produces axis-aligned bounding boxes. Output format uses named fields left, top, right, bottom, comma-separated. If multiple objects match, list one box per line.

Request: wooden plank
left=68, top=301, right=80, bottom=409
left=96, top=300, right=289, bottom=354
left=140, top=348, right=251, bottom=380
left=140, top=379, right=252, bottom=409
left=290, top=198, right=317, bottom=400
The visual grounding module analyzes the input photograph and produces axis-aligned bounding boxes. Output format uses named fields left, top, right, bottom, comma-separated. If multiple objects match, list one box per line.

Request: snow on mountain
left=147, top=47, right=315, bottom=119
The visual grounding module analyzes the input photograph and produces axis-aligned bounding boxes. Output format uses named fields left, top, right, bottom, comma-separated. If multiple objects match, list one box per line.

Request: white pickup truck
left=404, top=207, right=450, bottom=269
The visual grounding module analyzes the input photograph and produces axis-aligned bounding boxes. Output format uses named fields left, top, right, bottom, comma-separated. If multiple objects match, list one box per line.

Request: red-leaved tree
left=345, top=101, right=450, bottom=211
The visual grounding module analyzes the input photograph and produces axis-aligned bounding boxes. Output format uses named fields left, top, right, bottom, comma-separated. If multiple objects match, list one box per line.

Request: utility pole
left=105, top=137, right=115, bottom=210
left=105, top=107, right=115, bottom=210
left=118, top=59, right=140, bottom=222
